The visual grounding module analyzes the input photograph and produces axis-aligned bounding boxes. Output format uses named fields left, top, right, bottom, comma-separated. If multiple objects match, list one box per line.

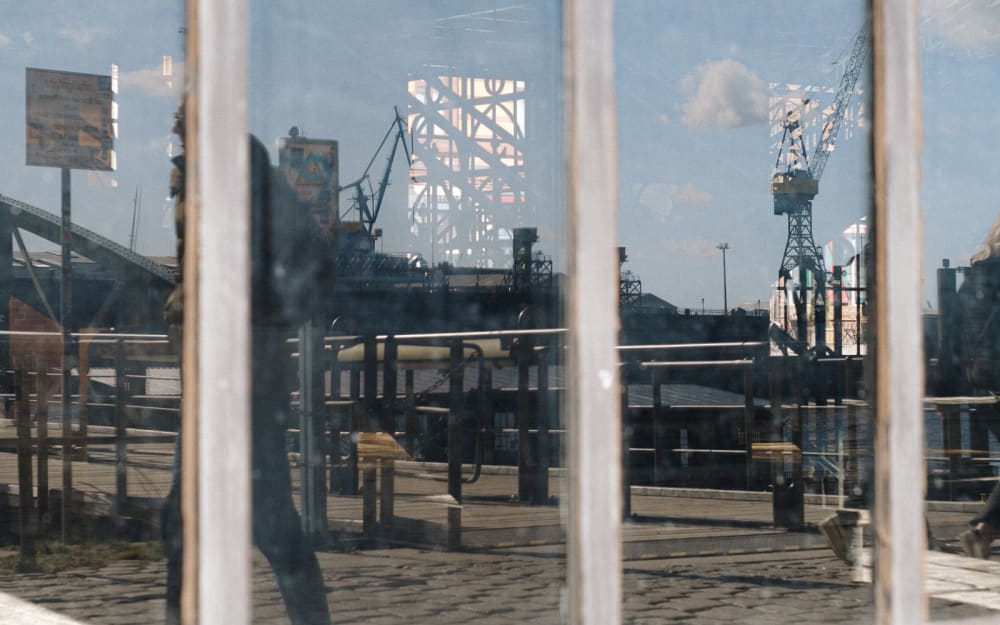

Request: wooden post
left=379, top=458, right=394, bottom=529
left=36, top=369, right=49, bottom=527
left=361, top=463, right=376, bottom=538
left=113, top=339, right=129, bottom=528
left=77, top=334, right=90, bottom=456
left=535, top=347, right=550, bottom=503
left=15, top=369, right=36, bottom=569
left=621, top=372, right=631, bottom=519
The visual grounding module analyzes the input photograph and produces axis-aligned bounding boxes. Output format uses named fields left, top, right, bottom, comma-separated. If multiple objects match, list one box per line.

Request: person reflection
left=956, top=217, right=1000, bottom=559
left=161, top=104, right=332, bottom=624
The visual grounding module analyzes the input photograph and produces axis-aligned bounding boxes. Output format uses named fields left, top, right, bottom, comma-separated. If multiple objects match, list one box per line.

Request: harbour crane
left=771, top=24, right=868, bottom=350
left=338, top=107, right=414, bottom=237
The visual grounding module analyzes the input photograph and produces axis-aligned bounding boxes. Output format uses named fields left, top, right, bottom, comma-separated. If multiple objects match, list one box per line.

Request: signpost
left=278, top=135, right=338, bottom=229
left=25, top=67, right=116, bottom=542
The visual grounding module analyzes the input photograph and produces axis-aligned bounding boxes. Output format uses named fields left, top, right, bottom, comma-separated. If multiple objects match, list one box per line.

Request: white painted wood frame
left=565, top=1, right=623, bottom=624
left=872, top=0, right=926, bottom=624
left=186, top=0, right=252, bottom=624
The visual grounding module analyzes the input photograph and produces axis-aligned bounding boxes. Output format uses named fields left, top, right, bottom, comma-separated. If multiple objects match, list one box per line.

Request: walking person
left=162, top=103, right=333, bottom=624
left=953, top=217, right=1000, bottom=559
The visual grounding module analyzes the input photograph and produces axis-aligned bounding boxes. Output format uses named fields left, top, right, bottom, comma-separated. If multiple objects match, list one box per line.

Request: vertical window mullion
left=187, top=0, right=251, bottom=624
left=564, top=1, right=622, bottom=624
left=872, top=1, right=925, bottom=624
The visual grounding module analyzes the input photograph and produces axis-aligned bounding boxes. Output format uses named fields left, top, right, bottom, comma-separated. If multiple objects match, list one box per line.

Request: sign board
left=26, top=67, right=116, bottom=171
left=278, top=136, right=338, bottom=228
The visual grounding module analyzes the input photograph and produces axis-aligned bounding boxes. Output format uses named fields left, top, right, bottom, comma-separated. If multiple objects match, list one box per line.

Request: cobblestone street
left=2, top=543, right=996, bottom=625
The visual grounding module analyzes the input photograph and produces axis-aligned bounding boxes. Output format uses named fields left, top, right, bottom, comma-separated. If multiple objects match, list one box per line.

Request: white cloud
left=638, top=182, right=713, bottom=220
left=922, top=0, right=1000, bottom=56
left=681, top=59, right=770, bottom=130
left=0, top=34, right=12, bottom=48
left=119, top=61, right=184, bottom=97
left=674, top=182, right=712, bottom=205
left=662, top=237, right=719, bottom=258
left=22, top=32, right=34, bottom=47
left=57, top=25, right=109, bottom=48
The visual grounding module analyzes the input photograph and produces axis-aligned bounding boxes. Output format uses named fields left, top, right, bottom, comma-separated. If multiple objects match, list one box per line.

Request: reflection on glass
left=616, top=2, right=884, bottom=622
left=0, top=3, right=185, bottom=625
left=922, top=1, right=1000, bottom=620
left=250, top=3, right=567, bottom=624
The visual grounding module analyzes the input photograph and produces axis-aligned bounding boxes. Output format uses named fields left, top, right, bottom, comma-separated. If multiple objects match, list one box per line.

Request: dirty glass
left=614, top=2, right=891, bottom=622
left=249, top=2, right=567, bottom=624
left=920, top=1, right=1000, bottom=620
left=0, top=3, right=185, bottom=625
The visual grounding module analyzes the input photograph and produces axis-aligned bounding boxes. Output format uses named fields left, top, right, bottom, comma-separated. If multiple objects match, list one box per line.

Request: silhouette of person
left=162, top=103, right=332, bottom=624
left=957, top=217, right=1000, bottom=558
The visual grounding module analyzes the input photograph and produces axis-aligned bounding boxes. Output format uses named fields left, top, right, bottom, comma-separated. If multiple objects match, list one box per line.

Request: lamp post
left=717, top=242, right=729, bottom=315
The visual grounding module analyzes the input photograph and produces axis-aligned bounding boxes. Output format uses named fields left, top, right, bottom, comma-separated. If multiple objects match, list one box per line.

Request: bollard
left=361, top=463, right=377, bottom=538
left=447, top=504, right=461, bottom=551
left=380, top=458, right=394, bottom=529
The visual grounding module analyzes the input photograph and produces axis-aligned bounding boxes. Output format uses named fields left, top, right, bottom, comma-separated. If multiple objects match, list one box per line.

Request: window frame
left=183, top=1, right=932, bottom=624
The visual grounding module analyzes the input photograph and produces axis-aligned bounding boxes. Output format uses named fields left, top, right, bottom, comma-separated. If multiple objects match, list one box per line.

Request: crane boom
left=808, top=25, right=869, bottom=182
left=338, top=108, right=413, bottom=236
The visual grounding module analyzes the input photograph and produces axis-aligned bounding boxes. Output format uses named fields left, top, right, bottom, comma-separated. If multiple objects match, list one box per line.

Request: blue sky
left=0, top=1, right=995, bottom=313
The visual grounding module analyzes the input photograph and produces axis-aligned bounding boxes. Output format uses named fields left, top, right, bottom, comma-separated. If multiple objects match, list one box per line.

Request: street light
left=717, top=242, right=730, bottom=315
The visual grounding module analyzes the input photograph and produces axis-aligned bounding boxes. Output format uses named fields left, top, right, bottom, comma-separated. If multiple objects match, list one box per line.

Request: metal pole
left=743, top=364, right=754, bottom=490
left=536, top=347, right=550, bottom=504
left=448, top=340, right=464, bottom=505
left=717, top=242, right=729, bottom=314
left=60, top=166, right=72, bottom=544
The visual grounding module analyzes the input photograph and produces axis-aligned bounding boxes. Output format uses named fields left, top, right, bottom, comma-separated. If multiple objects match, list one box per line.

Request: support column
left=447, top=341, right=464, bottom=505
left=0, top=201, right=11, bottom=402
left=298, top=320, right=327, bottom=540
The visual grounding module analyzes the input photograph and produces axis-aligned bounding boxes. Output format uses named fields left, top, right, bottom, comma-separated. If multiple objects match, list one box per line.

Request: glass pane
left=0, top=4, right=185, bottom=625
left=922, top=1, right=1000, bottom=620
left=250, top=3, right=566, bottom=623
left=616, top=2, right=884, bottom=622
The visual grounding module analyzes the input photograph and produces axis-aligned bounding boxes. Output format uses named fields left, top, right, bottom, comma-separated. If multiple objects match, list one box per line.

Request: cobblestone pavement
left=1, top=545, right=996, bottom=624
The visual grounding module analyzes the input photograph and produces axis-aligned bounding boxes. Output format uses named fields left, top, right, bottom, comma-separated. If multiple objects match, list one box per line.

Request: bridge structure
left=0, top=194, right=177, bottom=386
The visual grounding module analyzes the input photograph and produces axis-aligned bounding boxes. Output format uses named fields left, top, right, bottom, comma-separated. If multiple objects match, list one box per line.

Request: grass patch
left=0, top=540, right=164, bottom=574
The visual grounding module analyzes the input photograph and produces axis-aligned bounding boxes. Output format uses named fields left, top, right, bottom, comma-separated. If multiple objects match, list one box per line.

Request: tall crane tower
left=771, top=25, right=868, bottom=349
